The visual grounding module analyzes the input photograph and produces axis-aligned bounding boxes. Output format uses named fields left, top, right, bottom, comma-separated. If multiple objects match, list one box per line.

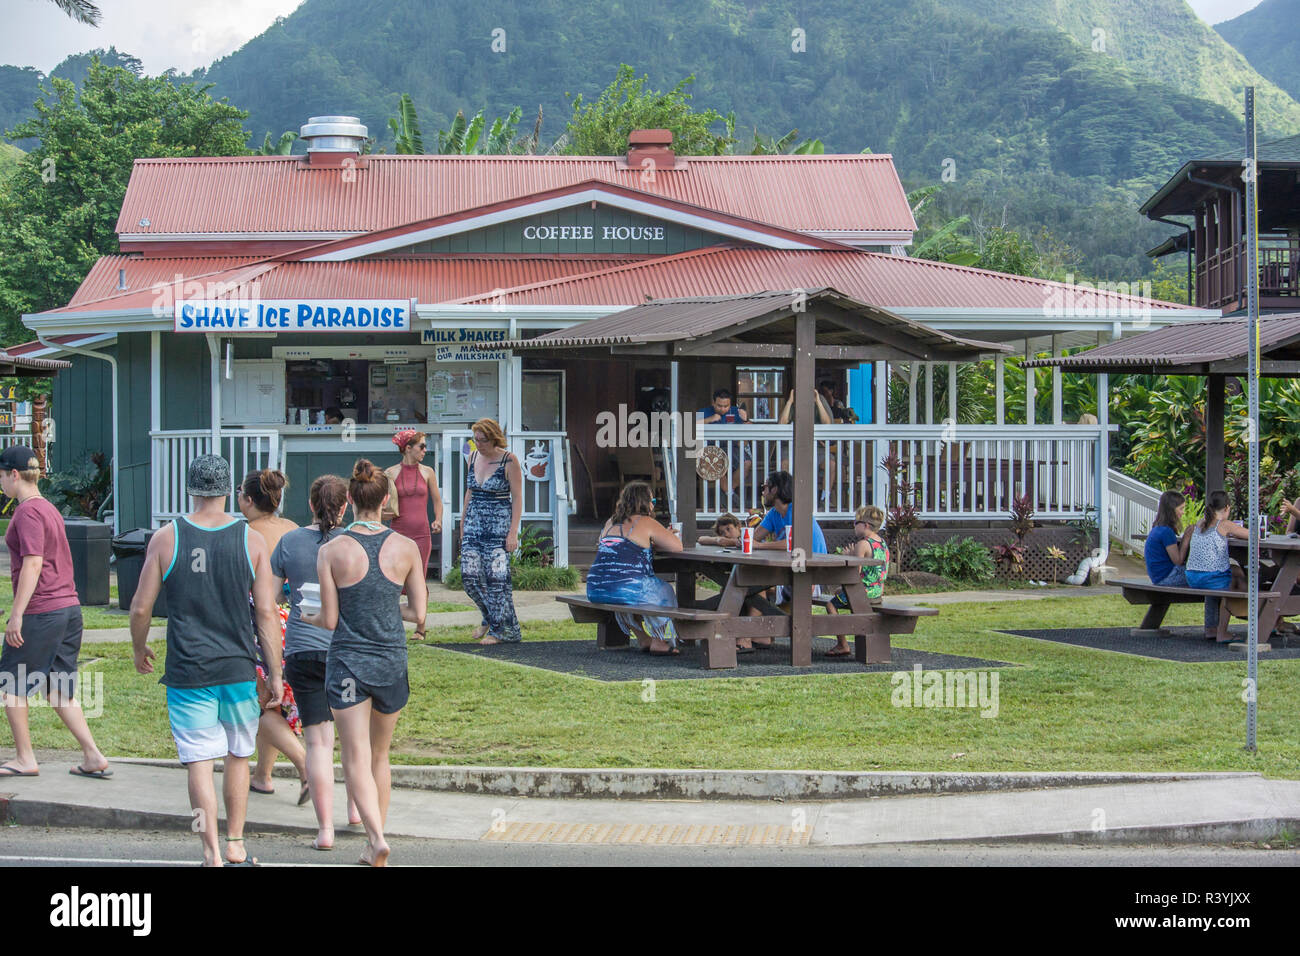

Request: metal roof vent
left=299, top=116, right=368, bottom=164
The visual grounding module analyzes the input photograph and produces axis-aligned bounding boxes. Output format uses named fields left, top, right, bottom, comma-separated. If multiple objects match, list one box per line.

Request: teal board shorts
left=165, top=681, right=260, bottom=764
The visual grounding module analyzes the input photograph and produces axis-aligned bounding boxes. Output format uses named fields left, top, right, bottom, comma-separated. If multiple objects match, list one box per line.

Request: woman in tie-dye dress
left=460, top=418, right=523, bottom=644
left=585, top=482, right=685, bottom=655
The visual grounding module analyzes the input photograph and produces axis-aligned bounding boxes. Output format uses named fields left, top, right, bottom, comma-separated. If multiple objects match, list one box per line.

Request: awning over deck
left=1022, top=315, right=1300, bottom=376
left=494, top=288, right=1010, bottom=363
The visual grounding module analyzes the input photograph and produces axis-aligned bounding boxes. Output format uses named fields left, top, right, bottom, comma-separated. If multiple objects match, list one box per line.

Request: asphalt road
left=3, top=825, right=1296, bottom=867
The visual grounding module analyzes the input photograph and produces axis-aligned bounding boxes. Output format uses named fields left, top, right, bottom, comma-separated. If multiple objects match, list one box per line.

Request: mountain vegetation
left=1216, top=0, right=1300, bottom=101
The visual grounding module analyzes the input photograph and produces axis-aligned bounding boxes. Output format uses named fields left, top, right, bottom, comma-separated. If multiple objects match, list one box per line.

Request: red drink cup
left=786, top=526, right=793, bottom=552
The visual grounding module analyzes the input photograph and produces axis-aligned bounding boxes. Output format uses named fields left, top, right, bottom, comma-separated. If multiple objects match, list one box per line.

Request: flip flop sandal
left=249, top=783, right=275, bottom=795
left=649, top=648, right=680, bottom=656
left=69, top=766, right=113, bottom=779
left=297, top=781, right=312, bottom=806
left=0, top=765, right=38, bottom=777
left=735, top=645, right=756, bottom=655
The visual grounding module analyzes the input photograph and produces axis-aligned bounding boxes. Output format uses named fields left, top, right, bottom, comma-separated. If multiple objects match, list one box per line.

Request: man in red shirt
left=0, top=445, right=110, bottom=779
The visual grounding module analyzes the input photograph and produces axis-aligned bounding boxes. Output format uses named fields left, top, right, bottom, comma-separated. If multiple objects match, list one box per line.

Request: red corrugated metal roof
left=454, top=247, right=1192, bottom=312
left=40, top=246, right=1192, bottom=316
left=42, top=255, right=642, bottom=314
left=115, top=154, right=916, bottom=237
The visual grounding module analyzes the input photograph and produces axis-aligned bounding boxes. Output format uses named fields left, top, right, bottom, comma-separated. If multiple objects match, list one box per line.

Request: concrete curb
left=103, top=759, right=1260, bottom=801
left=0, top=793, right=316, bottom=836
left=4, top=793, right=1293, bottom=847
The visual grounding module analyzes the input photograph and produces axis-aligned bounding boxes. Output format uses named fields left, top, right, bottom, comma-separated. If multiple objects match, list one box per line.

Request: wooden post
left=791, top=313, right=815, bottom=667
left=1206, top=374, right=1226, bottom=493
left=874, top=361, right=887, bottom=426
left=31, top=394, right=47, bottom=474
left=677, top=360, right=698, bottom=546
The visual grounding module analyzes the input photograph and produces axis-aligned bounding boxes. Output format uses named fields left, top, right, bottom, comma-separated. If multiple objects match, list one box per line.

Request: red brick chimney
left=626, top=129, right=675, bottom=169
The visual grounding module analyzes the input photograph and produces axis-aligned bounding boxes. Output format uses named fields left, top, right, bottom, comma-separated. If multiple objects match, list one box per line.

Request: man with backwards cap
left=130, top=454, right=284, bottom=866
left=0, top=445, right=111, bottom=780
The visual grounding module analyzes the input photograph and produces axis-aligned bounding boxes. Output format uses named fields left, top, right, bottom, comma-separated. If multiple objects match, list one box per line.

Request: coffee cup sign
left=524, top=442, right=551, bottom=481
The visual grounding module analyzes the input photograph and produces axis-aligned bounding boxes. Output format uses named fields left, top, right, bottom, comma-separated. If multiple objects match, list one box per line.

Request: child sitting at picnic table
left=1144, top=490, right=1192, bottom=588
left=697, top=513, right=742, bottom=547
left=1186, top=490, right=1250, bottom=638
left=824, top=505, right=890, bottom=659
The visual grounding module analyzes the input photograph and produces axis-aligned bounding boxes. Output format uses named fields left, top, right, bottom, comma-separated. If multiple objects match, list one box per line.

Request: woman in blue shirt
left=1144, top=491, right=1191, bottom=587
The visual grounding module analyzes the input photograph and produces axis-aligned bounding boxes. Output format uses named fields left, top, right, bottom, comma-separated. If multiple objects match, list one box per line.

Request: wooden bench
left=556, top=595, right=739, bottom=668
left=1107, top=577, right=1281, bottom=642
left=809, top=594, right=940, bottom=661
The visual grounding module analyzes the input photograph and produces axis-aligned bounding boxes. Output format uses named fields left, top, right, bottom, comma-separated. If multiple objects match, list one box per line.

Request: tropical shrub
left=914, top=536, right=995, bottom=584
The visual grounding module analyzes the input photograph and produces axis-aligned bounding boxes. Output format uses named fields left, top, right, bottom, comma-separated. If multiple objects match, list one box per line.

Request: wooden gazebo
left=490, top=288, right=1006, bottom=665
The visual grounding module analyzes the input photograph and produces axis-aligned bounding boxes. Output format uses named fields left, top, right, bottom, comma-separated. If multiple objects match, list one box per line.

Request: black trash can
left=112, top=528, right=167, bottom=617
left=63, top=517, right=111, bottom=607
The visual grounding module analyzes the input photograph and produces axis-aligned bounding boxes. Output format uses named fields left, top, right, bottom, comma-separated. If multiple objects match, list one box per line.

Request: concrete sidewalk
left=3, top=761, right=1297, bottom=847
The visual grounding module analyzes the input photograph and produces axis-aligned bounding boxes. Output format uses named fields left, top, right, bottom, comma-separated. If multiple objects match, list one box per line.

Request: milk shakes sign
left=422, top=328, right=508, bottom=361
left=175, top=299, right=413, bottom=332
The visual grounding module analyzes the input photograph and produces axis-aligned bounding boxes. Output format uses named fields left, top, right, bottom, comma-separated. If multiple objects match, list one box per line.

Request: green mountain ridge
left=959, top=0, right=1300, bottom=136
left=1215, top=0, right=1300, bottom=101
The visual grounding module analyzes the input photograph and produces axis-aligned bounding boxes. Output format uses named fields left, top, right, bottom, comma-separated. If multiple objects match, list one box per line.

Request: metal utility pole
left=1244, top=88, right=1260, bottom=753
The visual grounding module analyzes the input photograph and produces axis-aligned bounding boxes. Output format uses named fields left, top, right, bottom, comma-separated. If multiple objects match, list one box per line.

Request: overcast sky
left=0, top=0, right=1269, bottom=75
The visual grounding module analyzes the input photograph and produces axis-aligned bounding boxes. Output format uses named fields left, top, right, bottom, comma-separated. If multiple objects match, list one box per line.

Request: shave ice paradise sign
left=175, top=299, right=413, bottom=332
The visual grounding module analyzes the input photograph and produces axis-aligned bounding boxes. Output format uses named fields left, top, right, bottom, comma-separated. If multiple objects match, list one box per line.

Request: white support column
left=1051, top=334, right=1063, bottom=425
left=150, top=331, right=161, bottom=433
left=924, top=362, right=934, bottom=425
left=947, top=361, right=957, bottom=424
left=1024, top=339, right=1036, bottom=426
left=908, top=363, right=917, bottom=424
left=874, top=361, right=887, bottom=425
left=1095, top=329, right=1113, bottom=560
left=995, top=355, right=1005, bottom=426
left=206, top=334, right=221, bottom=452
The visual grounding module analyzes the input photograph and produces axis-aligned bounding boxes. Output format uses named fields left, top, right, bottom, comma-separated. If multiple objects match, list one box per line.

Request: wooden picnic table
left=1227, top=534, right=1300, bottom=635
left=652, top=546, right=893, bottom=667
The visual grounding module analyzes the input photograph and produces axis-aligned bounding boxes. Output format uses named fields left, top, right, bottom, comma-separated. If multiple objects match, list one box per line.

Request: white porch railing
left=150, top=429, right=282, bottom=525
left=0, top=433, right=35, bottom=450
left=1108, top=468, right=1161, bottom=552
left=438, top=430, right=570, bottom=578
left=694, top=424, right=1107, bottom=521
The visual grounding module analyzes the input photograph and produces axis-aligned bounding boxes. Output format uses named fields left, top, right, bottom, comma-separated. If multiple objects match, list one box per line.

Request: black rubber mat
left=429, top=637, right=1014, bottom=681
left=998, top=626, right=1300, bottom=662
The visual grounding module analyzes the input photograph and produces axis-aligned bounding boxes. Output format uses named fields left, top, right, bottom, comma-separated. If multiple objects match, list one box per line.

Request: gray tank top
left=161, top=517, right=257, bottom=688
left=328, top=528, right=406, bottom=685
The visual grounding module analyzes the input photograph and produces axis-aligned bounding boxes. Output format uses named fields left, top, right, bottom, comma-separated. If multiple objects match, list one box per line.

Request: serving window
left=283, top=358, right=427, bottom=425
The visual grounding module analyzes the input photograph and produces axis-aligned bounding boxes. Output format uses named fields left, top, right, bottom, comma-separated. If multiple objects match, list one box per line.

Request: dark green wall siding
left=51, top=349, right=114, bottom=473
left=161, top=333, right=212, bottom=430
left=116, top=332, right=154, bottom=531
left=396, top=207, right=732, bottom=255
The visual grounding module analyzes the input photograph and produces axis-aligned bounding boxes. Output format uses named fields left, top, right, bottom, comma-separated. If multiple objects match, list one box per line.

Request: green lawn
left=12, top=594, right=1300, bottom=776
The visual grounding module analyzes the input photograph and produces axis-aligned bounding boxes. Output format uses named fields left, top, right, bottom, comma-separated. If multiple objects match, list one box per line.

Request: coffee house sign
left=522, top=223, right=666, bottom=243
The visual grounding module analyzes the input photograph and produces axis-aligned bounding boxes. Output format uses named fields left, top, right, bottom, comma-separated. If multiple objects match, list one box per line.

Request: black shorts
left=325, top=658, right=409, bottom=715
left=283, top=652, right=331, bottom=728
left=0, top=605, right=83, bottom=698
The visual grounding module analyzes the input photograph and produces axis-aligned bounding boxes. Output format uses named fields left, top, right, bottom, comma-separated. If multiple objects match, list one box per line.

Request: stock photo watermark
left=890, top=664, right=999, bottom=718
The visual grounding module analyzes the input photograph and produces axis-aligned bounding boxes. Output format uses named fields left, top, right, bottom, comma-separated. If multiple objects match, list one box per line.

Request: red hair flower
left=392, top=428, right=419, bottom=450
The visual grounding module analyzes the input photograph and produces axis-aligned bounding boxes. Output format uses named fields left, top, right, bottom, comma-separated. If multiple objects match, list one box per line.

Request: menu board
left=427, top=361, right=498, bottom=423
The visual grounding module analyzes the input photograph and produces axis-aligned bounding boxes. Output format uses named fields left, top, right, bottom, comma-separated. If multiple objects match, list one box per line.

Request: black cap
left=0, top=445, right=38, bottom=473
